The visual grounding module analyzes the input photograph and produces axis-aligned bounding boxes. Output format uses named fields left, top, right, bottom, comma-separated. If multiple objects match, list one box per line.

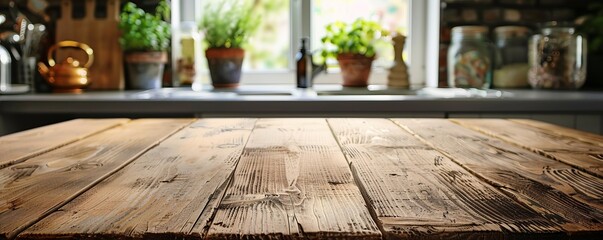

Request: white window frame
left=173, top=0, right=439, bottom=87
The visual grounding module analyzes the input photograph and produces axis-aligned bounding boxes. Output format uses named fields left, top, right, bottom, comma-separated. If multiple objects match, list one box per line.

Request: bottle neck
left=300, top=38, right=308, bottom=52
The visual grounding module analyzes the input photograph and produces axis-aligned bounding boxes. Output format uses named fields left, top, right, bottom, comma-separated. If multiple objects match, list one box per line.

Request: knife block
left=55, top=0, right=123, bottom=90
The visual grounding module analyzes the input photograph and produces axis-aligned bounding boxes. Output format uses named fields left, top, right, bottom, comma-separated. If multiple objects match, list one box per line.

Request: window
left=174, top=0, right=435, bottom=87
left=243, top=0, right=290, bottom=71
left=311, top=0, right=409, bottom=68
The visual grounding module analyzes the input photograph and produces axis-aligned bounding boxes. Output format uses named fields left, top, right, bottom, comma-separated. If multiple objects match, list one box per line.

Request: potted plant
left=578, top=2, right=603, bottom=88
left=199, top=1, right=259, bottom=88
left=321, top=19, right=387, bottom=87
left=118, top=0, right=170, bottom=90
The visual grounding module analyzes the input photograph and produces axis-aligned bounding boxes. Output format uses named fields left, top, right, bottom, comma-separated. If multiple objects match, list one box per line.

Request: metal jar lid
left=494, top=26, right=531, bottom=38
left=451, top=26, right=488, bottom=39
left=452, top=26, right=488, bottom=34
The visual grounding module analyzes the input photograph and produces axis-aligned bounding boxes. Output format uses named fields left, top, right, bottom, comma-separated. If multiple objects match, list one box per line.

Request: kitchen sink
left=211, top=86, right=420, bottom=96
left=210, top=89, right=294, bottom=96
left=317, top=89, right=417, bottom=96
left=133, top=88, right=233, bottom=99
left=133, top=86, right=507, bottom=99
left=133, top=87, right=418, bottom=99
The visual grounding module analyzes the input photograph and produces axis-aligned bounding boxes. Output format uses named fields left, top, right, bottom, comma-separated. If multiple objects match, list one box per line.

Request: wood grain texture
left=0, top=119, right=128, bottom=169
left=329, top=119, right=561, bottom=240
left=395, top=119, right=603, bottom=235
left=510, top=118, right=603, bottom=147
left=20, top=119, right=256, bottom=239
left=0, top=119, right=191, bottom=240
left=452, top=118, right=603, bottom=178
left=205, top=119, right=381, bottom=239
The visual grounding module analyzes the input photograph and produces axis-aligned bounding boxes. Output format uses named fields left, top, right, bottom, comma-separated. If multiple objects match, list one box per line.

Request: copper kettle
left=38, top=41, right=94, bottom=93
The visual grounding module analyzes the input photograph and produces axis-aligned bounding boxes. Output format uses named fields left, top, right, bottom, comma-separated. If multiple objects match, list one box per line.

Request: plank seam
left=0, top=119, right=131, bottom=170
left=325, top=119, right=387, bottom=239
left=191, top=119, right=258, bottom=239
left=290, top=198, right=307, bottom=239
left=8, top=119, right=194, bottom=240
left=188, top=169, right=234, bottom=239
left=450, top=119, right=603, bottom=179
left=293, top=215, right=308, bottom=240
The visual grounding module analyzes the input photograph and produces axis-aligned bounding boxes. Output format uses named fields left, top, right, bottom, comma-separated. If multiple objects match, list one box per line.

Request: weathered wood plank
left=395, top=119, right=603, bottom=236
left=329, top=119, right=562, bottom=240
left=0, top=119, right=192, bottom=240
left=452, top=118, right=603, bottom=178
left=204, top=119, right=380, bottom=239
left=510, top=118, right=603, bottom=148
left=0, top=119, right=129, bottom=169
left=19, top=119, right=256, bottom=239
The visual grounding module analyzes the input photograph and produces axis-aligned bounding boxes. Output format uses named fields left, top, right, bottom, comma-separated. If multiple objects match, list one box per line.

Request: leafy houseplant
left=321, top=19, right=387, bottom=87
left=199, top=0, right=259, bottom=88
left=118, top=1, right=170, bottom=90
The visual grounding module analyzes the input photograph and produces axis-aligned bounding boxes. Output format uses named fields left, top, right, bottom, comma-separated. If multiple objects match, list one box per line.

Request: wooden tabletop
left=0, top=118, right=601, bottom=240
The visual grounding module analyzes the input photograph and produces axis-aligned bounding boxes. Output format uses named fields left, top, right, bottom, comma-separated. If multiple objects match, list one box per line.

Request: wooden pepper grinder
left=388, top=34, right=409, bottom=88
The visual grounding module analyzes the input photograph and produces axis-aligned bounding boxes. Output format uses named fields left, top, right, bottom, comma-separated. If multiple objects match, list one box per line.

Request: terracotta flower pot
left=124, top=51, right=167, bottom=90
left=205, top=48, right=245, bottom=88
left=337, top=53, right=374, bottom=87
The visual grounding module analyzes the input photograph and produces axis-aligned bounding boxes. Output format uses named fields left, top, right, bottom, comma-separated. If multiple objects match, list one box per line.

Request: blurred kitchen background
left=1, top=0, right=603, bottom=136
left=0, top=0, right=601, bottom=92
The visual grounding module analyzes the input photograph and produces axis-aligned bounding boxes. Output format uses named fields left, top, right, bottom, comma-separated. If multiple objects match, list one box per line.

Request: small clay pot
left=337, top=53, right=374, bottom=87
left=124, top=51, right=167, bottom=90
left=206, top=48, right=245, bottom=88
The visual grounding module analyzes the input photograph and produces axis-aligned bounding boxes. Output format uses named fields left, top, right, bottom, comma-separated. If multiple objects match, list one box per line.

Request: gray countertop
left=1, top=85, right=602, bottom=116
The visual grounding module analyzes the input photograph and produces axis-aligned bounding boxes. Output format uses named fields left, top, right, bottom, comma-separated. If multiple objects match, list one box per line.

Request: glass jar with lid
left=447, top=26, right=493, bottom=89
left=493, top=26, right=531, bottom=88
left=528, top=22, right=587, bottom=89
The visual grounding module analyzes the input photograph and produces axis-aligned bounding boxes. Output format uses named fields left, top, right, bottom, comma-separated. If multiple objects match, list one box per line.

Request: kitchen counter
left=1, top=118, right=602, bottom=239
left=1, top=86, right=603, bottom=114
left=1, top=85, right=602, bottom=135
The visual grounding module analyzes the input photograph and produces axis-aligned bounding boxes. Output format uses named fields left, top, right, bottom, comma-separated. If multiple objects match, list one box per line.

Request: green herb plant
left=199, top=0, right=260, bottom=49
left=320, top=19, right=388, bottom=60
left=118, top=0, right=171, bottom=52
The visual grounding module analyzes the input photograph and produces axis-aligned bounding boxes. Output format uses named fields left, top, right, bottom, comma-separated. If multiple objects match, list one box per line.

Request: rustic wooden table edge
left=1, top=118, right=601, bottom=240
